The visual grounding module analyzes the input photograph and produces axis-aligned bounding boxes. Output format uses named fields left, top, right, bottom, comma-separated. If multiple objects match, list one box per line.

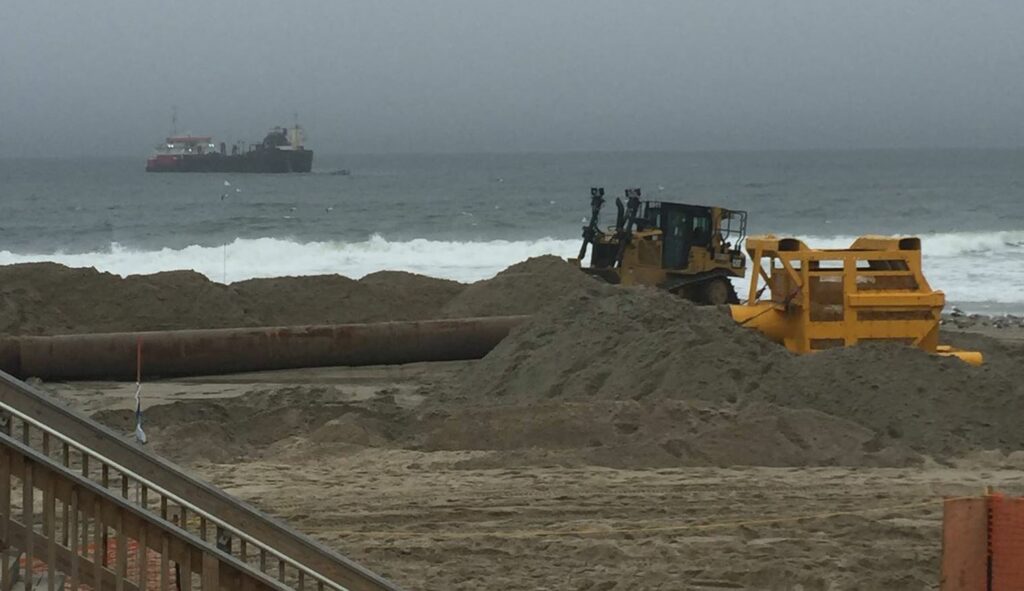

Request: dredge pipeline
left=0, top=316, right=527, bottom=381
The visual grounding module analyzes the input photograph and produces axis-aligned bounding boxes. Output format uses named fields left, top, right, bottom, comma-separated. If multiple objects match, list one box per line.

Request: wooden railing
left=0, top=429, right=292, bottom=591
left=0, top=373, right=401, bottom=591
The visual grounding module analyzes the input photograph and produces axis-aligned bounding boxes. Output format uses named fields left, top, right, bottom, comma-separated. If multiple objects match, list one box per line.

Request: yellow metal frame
left=731, top=235, right=982, bottom=365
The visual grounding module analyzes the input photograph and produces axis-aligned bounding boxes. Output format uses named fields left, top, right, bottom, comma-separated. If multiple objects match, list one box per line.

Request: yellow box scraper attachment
left=729, top=235, right=982, bottom=365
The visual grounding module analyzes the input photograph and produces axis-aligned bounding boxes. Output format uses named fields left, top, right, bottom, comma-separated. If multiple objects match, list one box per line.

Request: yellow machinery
left=729, top=235, right=982, bottom=365
left=572, top=187, right=748, bottom=304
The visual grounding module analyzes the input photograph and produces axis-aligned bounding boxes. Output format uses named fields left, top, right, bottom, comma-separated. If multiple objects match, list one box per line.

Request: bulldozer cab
left=574, top=187, right=748, bottom=304
left=639, top=202, right=713, bottom=270
left=635, top=201, right=746, bottom=270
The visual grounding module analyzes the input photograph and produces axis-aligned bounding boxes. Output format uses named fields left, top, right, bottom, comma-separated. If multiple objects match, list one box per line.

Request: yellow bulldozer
left=570, top=187, right=982, bottom=364
left=571, top=187, right=748, bottom=304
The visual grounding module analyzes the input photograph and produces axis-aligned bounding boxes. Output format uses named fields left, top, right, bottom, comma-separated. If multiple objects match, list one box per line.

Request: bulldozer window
left=642, top=204, right=662, bottom=229
left=661, top=207, right=690, bottom=269
left=691, top=215, right=711, bottom=246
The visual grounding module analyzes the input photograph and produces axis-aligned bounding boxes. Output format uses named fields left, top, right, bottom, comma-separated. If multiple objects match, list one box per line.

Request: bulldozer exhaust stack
left=729, top=235, right=982, bottom=365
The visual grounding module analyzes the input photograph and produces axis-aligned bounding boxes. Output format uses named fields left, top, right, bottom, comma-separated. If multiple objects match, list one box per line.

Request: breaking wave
left=0, top=231, right=1020, bottom=307
left=0, top=235, right=582, bottom=284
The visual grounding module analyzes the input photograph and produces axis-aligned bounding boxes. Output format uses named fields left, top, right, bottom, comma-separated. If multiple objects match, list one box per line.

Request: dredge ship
left=145, top=125, right=313, bottom=173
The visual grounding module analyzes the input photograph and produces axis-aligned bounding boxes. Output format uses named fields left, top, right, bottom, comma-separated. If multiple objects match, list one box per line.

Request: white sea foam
left=0, top=235, right=583, bottom=284
left=0, top=231, right=1020, bottom=307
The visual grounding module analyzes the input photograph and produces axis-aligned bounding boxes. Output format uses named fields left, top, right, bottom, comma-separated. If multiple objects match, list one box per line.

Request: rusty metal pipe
left=0, top=316, right=527, bottom=381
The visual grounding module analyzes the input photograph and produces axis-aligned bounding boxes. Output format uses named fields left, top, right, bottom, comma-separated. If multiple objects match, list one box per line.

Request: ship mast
left=171, top=106, right=178, bottom=136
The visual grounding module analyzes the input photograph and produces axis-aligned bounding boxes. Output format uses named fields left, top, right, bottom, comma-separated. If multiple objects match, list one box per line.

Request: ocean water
left=0, top=150, right=1021, bottom=313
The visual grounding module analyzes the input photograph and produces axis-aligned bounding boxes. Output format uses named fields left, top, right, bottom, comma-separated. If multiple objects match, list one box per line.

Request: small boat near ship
left=146, top=125, right=313, bottom=173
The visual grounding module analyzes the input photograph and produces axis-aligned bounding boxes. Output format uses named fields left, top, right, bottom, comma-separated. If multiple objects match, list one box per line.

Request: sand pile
left=449, top=283, right=783, bottom=403
left=0, top=257, right=592, bottom=335
left=441, top=256, right=598, bottom=318
left=233, top=271, right=462, bottom=325
left=0, top=263, right=257, bottom=335
left=0, top=263, right=464, bottom=335
left=415, top=284, right=1024, bottom=467
left=92, top=386, right=407, bottom=463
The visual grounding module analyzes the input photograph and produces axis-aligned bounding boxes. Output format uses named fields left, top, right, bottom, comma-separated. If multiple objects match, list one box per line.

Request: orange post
left=941, top=497, right=989, bottom=590
left=942, top=492, right=1024, bottom=590
left=990, top=494, right=1024, bottom=590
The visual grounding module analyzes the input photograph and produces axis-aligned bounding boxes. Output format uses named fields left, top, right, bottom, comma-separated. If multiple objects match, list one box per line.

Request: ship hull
left=146, top=149, right=313, bottom=173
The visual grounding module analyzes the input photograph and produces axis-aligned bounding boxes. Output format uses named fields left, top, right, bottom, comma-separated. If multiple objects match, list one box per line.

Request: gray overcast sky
left=2, top=1, right=1023, bottom=156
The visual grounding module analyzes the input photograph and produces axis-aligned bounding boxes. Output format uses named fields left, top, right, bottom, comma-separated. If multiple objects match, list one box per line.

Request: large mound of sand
left=0, top=263, right=463, bottom=335
left=0, top=257, right=593, bottom=335
left=415, top=284, right=1024, bottom=466
left=233, top=271, right=463, bottom=325
left=0, top=263, right=257, bottom=334
left=449, top=283, right=782, bottom=403
left=440, top=256, right=598, bottom=318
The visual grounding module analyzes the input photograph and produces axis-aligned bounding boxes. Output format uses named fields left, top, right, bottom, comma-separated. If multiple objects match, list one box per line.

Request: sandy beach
left=8, top=258, right=1024, bottom=590
left=7, top=3, right=1024, bottom=588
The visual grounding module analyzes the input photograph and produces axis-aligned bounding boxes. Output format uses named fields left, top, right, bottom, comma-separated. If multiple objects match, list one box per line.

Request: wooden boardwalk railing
left=0, top=372, right=402, bottom=591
